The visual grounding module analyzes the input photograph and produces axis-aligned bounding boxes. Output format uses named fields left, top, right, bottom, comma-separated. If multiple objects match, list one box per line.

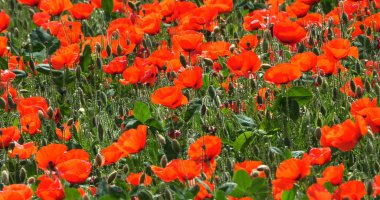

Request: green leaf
left=36, top=64, right=64, bottom=76
left=29, top=28, right=60, bottom=55
left=236, top=114, right=256, bottom=130
left=184, top=98, right=202, bottom=122
left=285, top=87, right=313, bottom=106
left=134, top=101, right=151, bottom=123
left=215, top=190, right=228, bottom=200
left=324, top=182, right=335, bottom=193
left=233, top=131, right=253, bottom=151
left=145, top=118, right=163, bottom=131
left=137, top=189, right=154, bottom=200
left=233, top=170, right=252, bottom=191
left=0, top=58, right=7, bottom=70
left=79, top=44, right=92, bottom=72
left=64, top=188, right=81, bottom=200
left=273, top=97, right=300, bottom=121
left=218, top=183, right=237, bottom=195
left=102, top=0, right=114, bottom=14
left=249, top=177, right=270, bottom=198
left=12, top=69, right=27, bottom=78
left=282, top=187, right=297, bottom=200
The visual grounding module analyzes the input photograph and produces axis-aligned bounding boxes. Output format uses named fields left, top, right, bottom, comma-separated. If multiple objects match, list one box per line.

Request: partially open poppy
left=103, top=56, right=128, bottom=74
left=51, top=44, right=80, bottom=70
left=21, top=113, right=41, bottom=135
left=0, top=126, right=20, bottom=149
left=188, top=135, right=222, bottom=162
left=320, top=116, right=367, bottom=151
left=151, top=86, right=188, bottom=109
left=55, top=159, right=92, bottom=184
left=36, top=175, right=65, bottom=200
left=101, top=143, right=129, bottom=166
left=286, top=1, right=310, bottom=18
left=198, top=41, right=231, bottom=60
left=39, top=0, right=73, bottom=16
left=290, top=52, right=317, bottom=72
left=8, top=142, right=37, bottom=160
left=0, top=11, right=10, bottom=33
left=172, top=30, right=204, bottom=52
left=139, top=13, right=163, bottom=35
left=317, top=163, right=344, bottom=186
left=239, top=35, right=259, bottom=51
left=17, top=97, right=48, bottom=117
left=70, top=3, right=94, bottom=20
left=309, top=147, right=331, bottom=165
left=151, top=159, right=201, bottom=182
left=333, top=180, right=366, bottom=200
left=126, top=172, right=152, bottom=186
left=323, top=38, right=358, bottom=61
left=227, top=51, right=261, bottom=77
left=264, top=63, right=302, bottom=84
left=273, top=21, right=306, bottom=45
left=0, top=37, right=8, bottom=57
left=307, top=184, right=332, bottom=200
left=350, top=98, right=377, bottom=116
left=174, top=66, right=203, bottom=90
left=2, top=184, right=33, bottom=200
left=117, top=125, right=147, bottom=154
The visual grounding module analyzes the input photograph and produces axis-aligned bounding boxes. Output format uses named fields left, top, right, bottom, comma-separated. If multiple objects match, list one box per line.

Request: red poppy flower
left=317, top=163, right=345, bottom=186
left=55, top=159, right=92, bottom=184
left=2, top=86, right=18, bottom=111
left=0, top=37, right=8, bottom=57
left=309, top=147, right=331, bottom=165
left=55, top=121, right=80, bottom=141
left=39, top=0, right=73, bottom=16
left=56, top=21, right=83, bottom=46
left=36, top=175, right=65, bottom=200
left=204, top=0, right=233, bottom=13
left=273, top=21, right=306, bottom=45
left=174, top=66, right=203, bottom=90
left=227, top=51, right=261, bottom=77
left=33, top=12, right=51, bottom=27
left=151, top=86, right=188, bottom=109
left=234, top=160, right=265, bottom=177
left=243, top=11, right=266, bottom=31
left=195, top=180, right=214, bottom=200
left=101, top=143, right=129, bottom=166
left=373, top=175, right=380, bottom=197
left=126, top=172, right=152, bottom=186
left=17, top=0, right=40, bottom=6
left=273, top=154, right=311, bottom=190
left=364, top=12, right=380, bottom=32
left=151, top=159, right=201, bottom=182
left=333, top=180, right=366, bottom=200
left=21, top=113, right=41, bottom=135
left=139, top=13, right=162, bottom=35
left=188, top=135, right=222, bottom=162
left=50, top=44, right=80, bottom=70
left=0, top=11, right=10, bottom=33
left=0, top=126, right=20, bottom=149
left=290, top=52, right=317, bottom=72
left=323, top=39, right=358, bottom=61
left=313, top=54, right=341, bottom=76
left=297, top=13, right=322, bottom=27
left=0, top=190, right=25, bottom=199
left=299, top=0, right=320, bottom=5
left=117, top=125, right=147, bottom=154
left=70, top=3, right=94, bottom=20
left=103, top=56, right=128, bottom=74
left=147, top=49, right=174, bottom=69
left=350, top=98, right=377, bottom=116
left=8, top=142, right=38, bottom=160
left=340, top=77, right=364, bottom=98
left=320, top=116, right=367, bottom=152
left=198, top=41, right=231, bottom=60
left=286, top=1, right=310, bottom=18
left=264, top=63, right=302, bottom=84
left=8, top=56, right=25, bottom=71
left=239, top=35, right=259, bottom=51
left=357, top=107, right=380, bottom=134
left=2, top=184, right=33, bottom=200
left=307, top=184, right=332, bottom=200
left=17, top=97, right=48, bottom=117
left=172, top=30, right=204, bottom=52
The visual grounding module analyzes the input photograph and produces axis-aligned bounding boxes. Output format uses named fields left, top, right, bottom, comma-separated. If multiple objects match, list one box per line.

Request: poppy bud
left=98, top=123, right=104, bottom=141
left=322, top=80, right=328, bottom=90
left=171, top=139, right=180, bottom=154
left=92, top=116, right=98, bottom=127
left=117, top=44, right=123, bottom=56
left=317, top=117, right=322, bottom=127
left=75, top=66, right=81, bottom=80
left=297, top=43, right=305, bottom=53
left=122, top=164, right=129, bottom=174
left=332, top=88, right=338, bottom=101
left=257, top=95, right=263, bottom=105
left=100, top=92, right=107, bottom=105
left=228, top=82, right=235, bottom=94
left=0, top=97, right=6, bottom=109
left=229, top=44, right=236, bottom=52
left=226, top=159, right=234, bottom=171
left=26, top=177, right=35, bottom=185
left=164, top=188, right=173, bottom=200
left=350, top=80, right=356, bottom=93
left=179, top=54, right=187, bottom=67
left=355, top=86, right=363, bottom=98
left=95, top=43, right=102, bottom=54
left=328, top=17, right=334, bottom=29
left=83, top=194, right=90, bottom=200
left=139, top=173, right=146, bottom=185
left=157, top=134, right=166, bottom=145
left=19, top=167, right=27, bottom=182
left=320, top=106, right=326, bottom=115
left=201, top=104, right=207, bottom=116
left=37, top=110, right=44, bottom=121
left=341, top=12, right=348, bottom=24
left=364, top=80, right=371, bottom=92
left=107, top=171, right=118, bottom=184
left=203, top=58, right=213, bottom=67
left=315, top=127, right=322, bottom=139
left=213, top=26, right=220, bottom=34
left=67, top=118, right=74, bottom=126
left=257, top=165, right=271, bottom=177
left=208, top=86, right=216, bottom=100
left=250, top=170, right=261, bottom=177
left=7, top=93, right=16, bottom=109
left=316, top=75, right=323, bottom=86
left=366, top=27, right=372, bottom=36
left=1, top=170, right=9, bottom=185
left=262, top=38, right=269, bottom=52
left=160, top=155, right=168, bottom=167
left=96, top=57, right=102, bottom=70
left=95, top=153, right=103, bottom=167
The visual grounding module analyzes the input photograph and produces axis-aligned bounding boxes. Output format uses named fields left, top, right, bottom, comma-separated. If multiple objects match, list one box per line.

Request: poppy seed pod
left=107, top=171, right=118, bottom=184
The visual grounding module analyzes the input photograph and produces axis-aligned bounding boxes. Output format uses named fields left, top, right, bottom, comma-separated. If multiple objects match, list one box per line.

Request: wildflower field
left=0, top=0, right=380, bottom=199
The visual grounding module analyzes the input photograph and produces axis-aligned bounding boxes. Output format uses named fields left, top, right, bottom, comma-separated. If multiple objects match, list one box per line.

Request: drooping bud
left=107, top=171, right=118, bottom=184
